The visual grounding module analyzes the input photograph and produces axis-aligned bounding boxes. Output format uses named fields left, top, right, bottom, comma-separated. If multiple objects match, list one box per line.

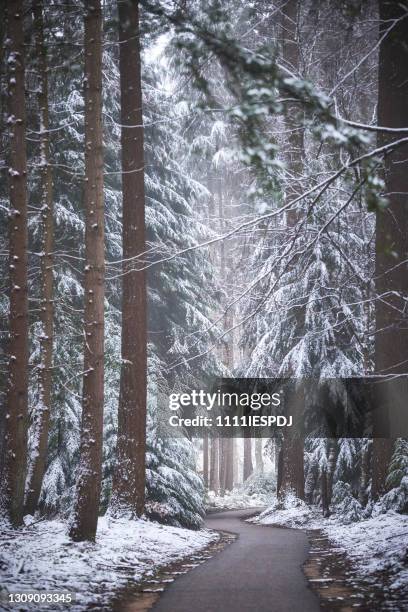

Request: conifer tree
left=0, top=0, right=29, bottom=527
left=111, top=0, right=147, bottom=518
left=70, top=0, right=105, bottom=542
left=25, top=0, right=55, bottom=516
left=372, top=0, right=408, bottom=499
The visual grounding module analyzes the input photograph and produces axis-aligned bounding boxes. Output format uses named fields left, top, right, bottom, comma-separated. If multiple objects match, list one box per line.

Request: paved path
left=152, top=508, right=320, bottom=612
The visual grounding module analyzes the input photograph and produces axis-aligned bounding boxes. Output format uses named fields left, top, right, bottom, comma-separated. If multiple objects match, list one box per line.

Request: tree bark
left=255, top=437, right=264, bottom=473
left=359, top=441, right=372, bottom=506
left=372, top=0, right=408, bottom=499
left=321, top=469, right=330, bottom=518
left=219, top=438, right=227, bottom=496
left=25, top=0, right=54, bottom=517
left=243, top=437, right=253, bottom=481
left=278, top=438, right=304, bottom=500
left=110, top=0, right=147, bottom=518
left=69, top=0, right=104, bottom=542
left=326, top=439, right=338, bottom=505
left=225, top=437, right=234, bottom=491
left=281, top=0, right=304, bottom=226
left=209, top=436, right=219, bottom=492
left=203, top=434, right=209, bottom=489
left=0, top=0, right=29, bottom=527
left=278, top=0, right=305, bottom=500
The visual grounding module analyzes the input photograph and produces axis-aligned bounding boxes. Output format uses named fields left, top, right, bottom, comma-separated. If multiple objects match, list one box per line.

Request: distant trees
left=0, top=0, right=29, bottom=527
left=25, top=0, right=54, bottom=517
left=69, top=0, right=105, bottom=542
left=110, top=0, right=147, bottom=518
left=0, top=0, right=407, bottom=537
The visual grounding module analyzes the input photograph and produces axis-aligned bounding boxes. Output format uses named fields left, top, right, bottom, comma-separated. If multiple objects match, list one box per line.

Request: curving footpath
left=152, top=508, right=320, bottom=612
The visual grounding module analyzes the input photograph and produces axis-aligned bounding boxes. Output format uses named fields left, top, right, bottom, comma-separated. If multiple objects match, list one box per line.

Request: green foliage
left=387, top=439, right=408, bottom=490
left=332, top=481, right=364, bottom=523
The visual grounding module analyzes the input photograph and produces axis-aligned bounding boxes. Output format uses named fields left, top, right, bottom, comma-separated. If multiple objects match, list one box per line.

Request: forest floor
left=251, top=500, right=408, bottom=610
left=0, top=515, right=217, bottom=611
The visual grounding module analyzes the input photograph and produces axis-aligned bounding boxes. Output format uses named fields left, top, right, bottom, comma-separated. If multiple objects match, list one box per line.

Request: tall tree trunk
left=243, top=437, right=253, bottom=481
left=69, top=0, right=104, bottom=542
left=25, top=0, right=54, bottom=516
left=372, top=0, right=408, bottom=499
left=225, top=437, right=234, bottom=491
left=203, top=434, right=209, bottom=489
left=0, top=0, right=29, bottom=527
left=0, top=0, right=8, bottom=483
left=278, top=0, right=305, bottom=500
left=110, top=0, right=147, bottom=518
left=326, top=439, right=338, bottom=505
left=321, top=469, right=330, bottom=518
left=359, top=441, right=372, bottom=506
left=219, top=438, right=227, bottom=496
left=209, top=436, right=219, bottom=492
left=281, top=0, right=304, bottom=226
left=255, top=437, right=264, bottom=473
left=278, top=439, right=304, bottom=500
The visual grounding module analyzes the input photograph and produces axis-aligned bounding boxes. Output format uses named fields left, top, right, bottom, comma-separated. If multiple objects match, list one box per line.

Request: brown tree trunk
left=372, top=0, right=408, bottom=499
left=219, top=438, right=227, bottom=496
left=359, top=441, right=372, bottom=506
left=243, top=437, right=253, bottom=481
left=278, top=0, right=305, bottom=500
left=69, top=0, right=104, bottom=542
left=110, top=0, right=147, bottom=518
left=209, top=436, right=219, bottom=492
left=225, top=437, right=234, bottom=491
left=321, top=469, right=330, bottom=518
left=278, top=439, right=304, bottom=500
left=0, top=0, right=29, bottom=527
left=255, top=437, right=264, bottom=473
left=203, top=434, right=209, bottom=489
left=25, top=0, right=54, bottom=517
left=281, top=0, right=304, bottom=226
left=326, top=440, right=338, bottom=505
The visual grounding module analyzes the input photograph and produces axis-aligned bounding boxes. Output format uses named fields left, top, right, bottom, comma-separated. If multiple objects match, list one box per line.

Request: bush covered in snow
left=332, top=481, right=364, bottom=523
left=377, top=477, right=408, bottom=515
left=241, top=470, right=276, bottom=496
left=206, top=472, right=276, bottom=511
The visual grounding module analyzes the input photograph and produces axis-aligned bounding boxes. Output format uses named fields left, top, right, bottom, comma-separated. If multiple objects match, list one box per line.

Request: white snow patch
left=0, top=516, right=217, bottom=610
left=251, top=496, right=408, bottom=597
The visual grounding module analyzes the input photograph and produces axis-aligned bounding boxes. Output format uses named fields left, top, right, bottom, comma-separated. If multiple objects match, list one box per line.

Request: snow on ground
left=251, top=496, right=408, bottom=597
left=0, top=515, right=217, bottom=611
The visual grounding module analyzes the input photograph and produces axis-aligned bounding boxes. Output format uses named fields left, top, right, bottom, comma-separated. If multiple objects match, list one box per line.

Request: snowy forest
left=1, top=0, right=408, bottom=610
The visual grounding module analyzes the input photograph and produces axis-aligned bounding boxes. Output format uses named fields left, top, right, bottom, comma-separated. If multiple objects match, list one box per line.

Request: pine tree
left=210, top=437, right=220, bottom=492
left=386, top=439, right=408, bottom=490
left=372, top=0, right=408, bottom=500
left=110, top=0, right=147, bottom=518
left=203, top=434, right=209, bottom=489
left=25, top=0, right=55, bottom=517
left=70, top=0, right=105, bottom=542
left=0, top=0, right=29, bottom=527
left=243, top=437, right=253, bottom=481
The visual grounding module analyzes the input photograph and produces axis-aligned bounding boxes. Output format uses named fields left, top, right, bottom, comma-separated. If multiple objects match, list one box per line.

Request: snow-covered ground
left=0, top=516, right=217, bottom=611
left=251, top=496, right=408, bottom=598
